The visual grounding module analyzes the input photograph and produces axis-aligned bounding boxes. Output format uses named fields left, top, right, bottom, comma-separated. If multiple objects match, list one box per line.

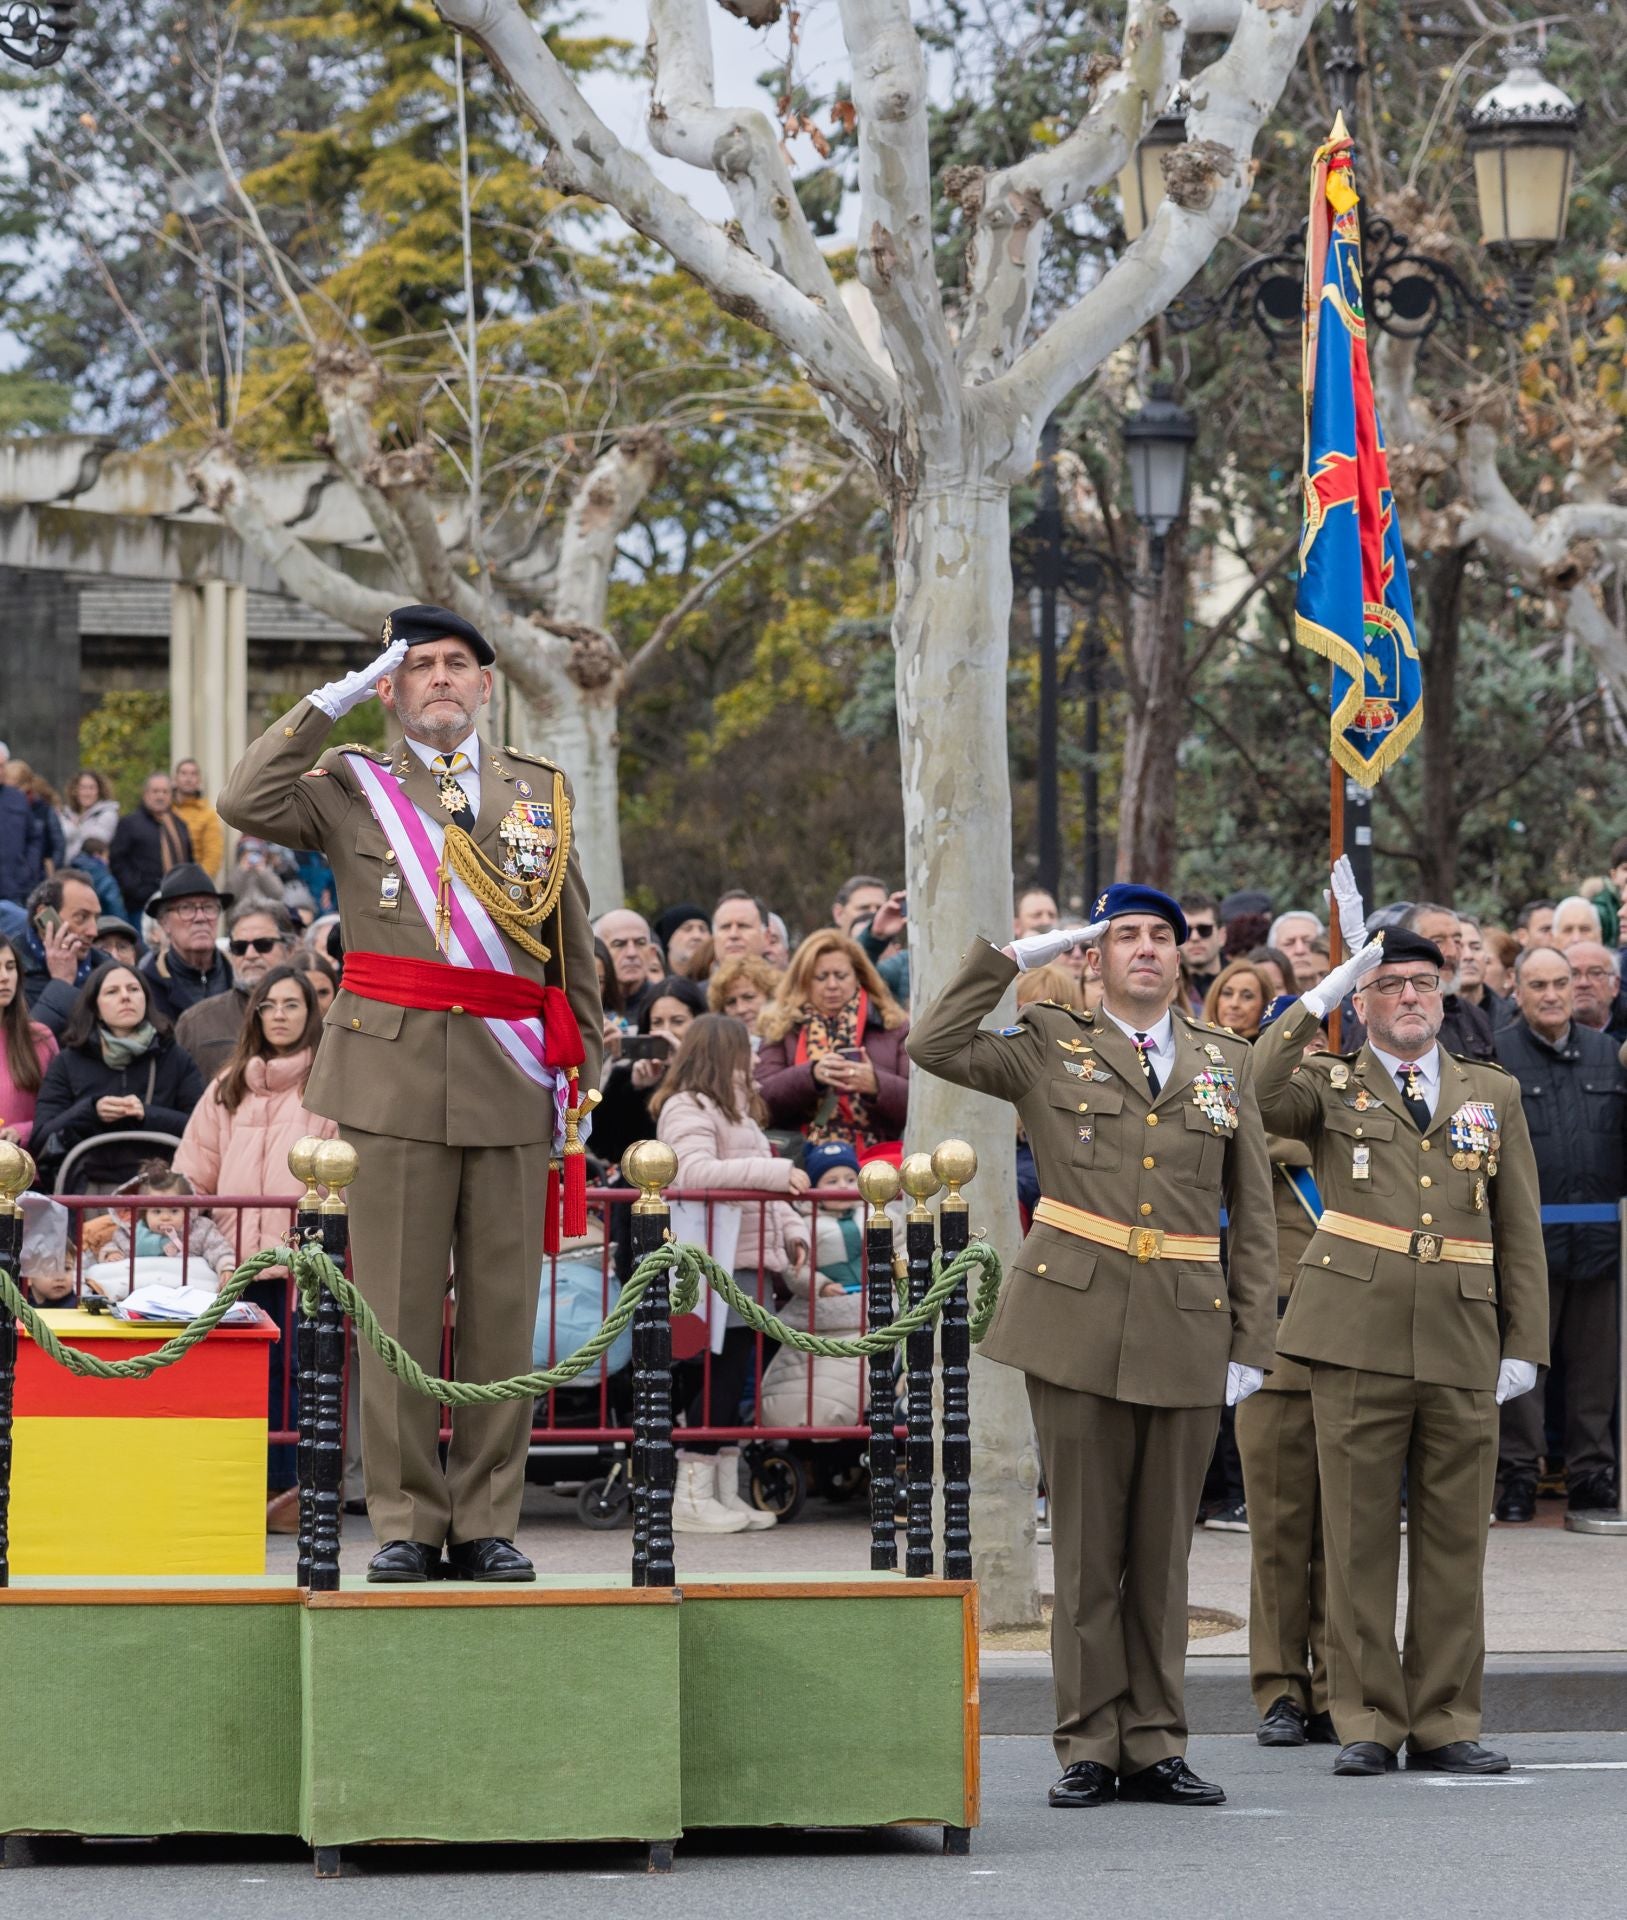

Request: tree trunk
left=895, top=476, right=1040, bottom=1629
left=1417, top=547, right=1467, bottom=903
left=1114, top=521, right=1190, bottom=887
left=506, top=677, right=626, bottom=910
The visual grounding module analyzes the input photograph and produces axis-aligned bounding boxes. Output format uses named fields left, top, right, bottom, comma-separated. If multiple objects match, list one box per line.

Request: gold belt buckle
left=1129, top=1226, right=1165, bottom=1263
left=1411, top=1231, right=1442, bottom=1264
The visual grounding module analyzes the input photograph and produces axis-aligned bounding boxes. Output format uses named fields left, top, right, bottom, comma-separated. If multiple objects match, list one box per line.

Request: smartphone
left=839, top=1047, right=866, bottom=1063
left=34, top=906, right=60, bottom=937
left=622, top=1034, right=674, bottom=1062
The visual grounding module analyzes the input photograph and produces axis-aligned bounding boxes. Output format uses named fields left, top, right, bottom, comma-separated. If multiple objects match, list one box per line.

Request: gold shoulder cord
left=437, top=769, right=572, bottom=966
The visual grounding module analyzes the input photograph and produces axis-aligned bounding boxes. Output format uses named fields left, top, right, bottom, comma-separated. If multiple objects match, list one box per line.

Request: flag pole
left=1328, top=765, right=1344, bottom=1051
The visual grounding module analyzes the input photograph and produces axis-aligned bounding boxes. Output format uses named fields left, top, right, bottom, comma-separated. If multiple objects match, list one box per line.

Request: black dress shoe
left=1256, top=1697, right=1308, bottom=1747
left=445, top=1536, right=536, bottom=1582
left=1495, top=1478, right=1536, bottom=1523
left=1333, top=1741, right=1397, bottom=1776
left=1406, top=1740, right=1509, bottom=1774
left=1306, top=1711, right=1340, bottom=1745
left=1047, top=1761, right=1116, bottom=1809
left=1567, top=1472, right=1618, bottom=1514
left=366, top=1539, right=444, bottom=1583
left=1116, top=1756, right=1225, bottom=1806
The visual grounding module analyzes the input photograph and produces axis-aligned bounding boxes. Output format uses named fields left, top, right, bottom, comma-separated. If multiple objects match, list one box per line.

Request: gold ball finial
left=288, top=1136, right=323, bottom=1209
left=900, top=1150, right=941, bottom=1221
left=932, top=1139, right=978, bottom=1211
left=311, top=1139, right=361, bottom=1213
left=622, top=1139, right=678, bottom=1212
left=857, top=1158, right=901, bottom=1224
left=0, top=1139, right=30, bottom=1211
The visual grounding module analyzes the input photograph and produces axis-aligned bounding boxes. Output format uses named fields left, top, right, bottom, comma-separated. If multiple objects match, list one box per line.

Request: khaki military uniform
left=1234, top=1136, right=1329, bottom=1721
left=908, top=940, right=1276, bottom=1774
left=219, top=699, right=602, bottom=1547
left=1253, top=1004, right=1548, bottom=1753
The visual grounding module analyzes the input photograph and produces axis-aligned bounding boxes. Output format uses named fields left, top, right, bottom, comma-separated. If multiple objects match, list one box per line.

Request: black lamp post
left=1120, top=383, right=1197, bottom=578
left=0, top=1, right=80, bottom=68
left=1463, top=48, right=1584, bottom=327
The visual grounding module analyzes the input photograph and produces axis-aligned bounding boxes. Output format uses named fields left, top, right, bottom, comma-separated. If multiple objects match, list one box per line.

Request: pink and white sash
left=344, top=754, right=568, bottom=1142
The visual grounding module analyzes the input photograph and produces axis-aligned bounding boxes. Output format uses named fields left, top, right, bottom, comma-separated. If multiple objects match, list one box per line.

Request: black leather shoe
left=1116, top=1756, right=1225, bottom=1806
left=1333, top=1741, right=1397, bottom=1776
left=1495, top=1478, right=1536, bottom=1523
left=1306, top=1711, right=1340, bottom=1745
left=445, top=1536, right=536, bottom=1582
left=1406, top=1740, right=1509, bottom=1774
left=1047, top=1761, right=1116, bottom=1809
left=366, top=1539, right=443, bottom=1583
left=1256, top=1697, right=1308, bottom=1747
left=1567, top=1472, right=1618, bottom=1514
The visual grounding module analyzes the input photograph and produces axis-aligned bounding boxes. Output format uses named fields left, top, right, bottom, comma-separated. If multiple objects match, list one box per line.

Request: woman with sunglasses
left=173, top=903, right=298, bottom=1081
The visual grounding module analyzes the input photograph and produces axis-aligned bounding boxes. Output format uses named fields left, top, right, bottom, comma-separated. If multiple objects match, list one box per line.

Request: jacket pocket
left=1180, top=1101, right=1228, bottom=1187
left=1300, top=1231, right=1379, bottom=1282
left=328, top=989, right=405, bottom=1041
left=1012, top=1224, right=1097, bottom=1293
left=1459, top=1268, right=1499, bottom=1307
left=1175, top=1267, right=1229, bottom=1314
left=1048, top=1077, right=1123, bottom=1171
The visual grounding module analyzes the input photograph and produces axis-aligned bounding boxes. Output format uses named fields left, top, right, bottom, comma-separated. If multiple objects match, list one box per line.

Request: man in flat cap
left=1252, top=867, right=1547, bottom=1776
left=220, top=604, right=601, bottom=1583
left=908, top=884, right=1276, bottom=1810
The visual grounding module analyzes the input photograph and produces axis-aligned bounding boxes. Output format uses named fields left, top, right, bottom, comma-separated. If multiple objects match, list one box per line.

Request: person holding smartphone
left=590, top=974, right=709, bottom=1172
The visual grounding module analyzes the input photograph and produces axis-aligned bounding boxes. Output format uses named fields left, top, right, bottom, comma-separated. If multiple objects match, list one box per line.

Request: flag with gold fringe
left=1295, top=113, right=1421, bottom=786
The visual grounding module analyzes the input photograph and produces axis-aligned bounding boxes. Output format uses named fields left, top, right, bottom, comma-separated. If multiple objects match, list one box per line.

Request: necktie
left=431, top=752, right=475, bottom=831
left=1133, top=1031, right=1162, bottom=1099
left=1396, top=1061, right=1431, bottom=1133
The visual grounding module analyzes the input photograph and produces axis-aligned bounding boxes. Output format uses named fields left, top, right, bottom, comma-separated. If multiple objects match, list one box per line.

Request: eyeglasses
left=229, top=937, right=282, bottom=956
left=1188, top=922, right=1216, bottom=938
left=1572, top=966, right=1616, bottom=983
left=166, top=900, right=219, bottom=920
left=257, top=1001, right=306, bottom=1019
left=1366, top=972, right=1442, bottom=999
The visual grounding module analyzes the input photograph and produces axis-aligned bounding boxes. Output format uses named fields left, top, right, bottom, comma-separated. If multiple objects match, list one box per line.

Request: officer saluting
left=1252, top=874, right=1547, bottom=1776
left=220, top=606, right=601, bottom=1583
left=908, top=886, right=1276, bottom=1810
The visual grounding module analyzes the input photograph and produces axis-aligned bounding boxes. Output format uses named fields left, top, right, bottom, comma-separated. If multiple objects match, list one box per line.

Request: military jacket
left=218, top=699, right=602, bottom=1148
left=906, top=940, right=1276, bottom=1408
left=1253, top=999, right=1548, bottom=1391
left=1264, top=1135, right=1319, bottom=1394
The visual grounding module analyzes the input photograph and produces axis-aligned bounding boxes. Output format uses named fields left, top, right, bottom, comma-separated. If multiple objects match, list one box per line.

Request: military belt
left=1318, top=1209, right=1495, bottom=1266
left=1032, top=1197, right=1220, bottom=1265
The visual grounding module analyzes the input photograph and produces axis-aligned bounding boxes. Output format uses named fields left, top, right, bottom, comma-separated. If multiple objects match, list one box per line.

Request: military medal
left=1473, top=1176, right=1487, bottom=1212
left=498, top=799, right=559, bottom=886
left=1352, top=1146, right=1371, bottom=1182
left=379, top=871, right=401, bottom=909
left=1330, top=1063, right=1350, bottom=1090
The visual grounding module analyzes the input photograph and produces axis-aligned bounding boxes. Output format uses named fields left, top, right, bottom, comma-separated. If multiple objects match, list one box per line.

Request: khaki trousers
left=1235, top=1388, right=1328, bottom=1719
left=1028, top=1376, right=1219, bottom=1773
left=1311, top=1364, right=1497, bottom=1753
left=342, top=1126, right=547, bottom=1547
left=1498, top=1267, right=1618, bottom=1487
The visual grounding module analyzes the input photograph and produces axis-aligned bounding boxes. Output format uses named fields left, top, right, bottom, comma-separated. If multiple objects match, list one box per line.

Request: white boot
left=715, top=1447, right=777, bottom=1529
left=671, top=1452, right=750, bottom=1533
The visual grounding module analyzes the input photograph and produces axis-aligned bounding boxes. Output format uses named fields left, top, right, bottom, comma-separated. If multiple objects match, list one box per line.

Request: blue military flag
left=1295, top=115, right=1421, bottom=786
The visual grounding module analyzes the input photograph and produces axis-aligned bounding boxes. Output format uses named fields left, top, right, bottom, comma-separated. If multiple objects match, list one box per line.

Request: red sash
left=344, top=951, right=585, bottom=1068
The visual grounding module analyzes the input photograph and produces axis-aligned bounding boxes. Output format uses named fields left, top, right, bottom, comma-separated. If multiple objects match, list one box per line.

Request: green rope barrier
left=0, top=1250, right=285, bottom=1380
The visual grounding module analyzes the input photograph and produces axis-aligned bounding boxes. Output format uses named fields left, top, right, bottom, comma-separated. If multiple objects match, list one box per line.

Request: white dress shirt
left=1100, top=1005, right=1176, bottom=1088
left=406, top=728, right=480, bottom=815
left=1368, top=1040, right=1442, bottom=1120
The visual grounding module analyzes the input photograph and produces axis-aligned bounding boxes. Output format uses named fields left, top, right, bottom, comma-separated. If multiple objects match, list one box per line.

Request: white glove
left=1495, top=1359, right=1538, bottom=1405
left=1010, top=920, right=1109, bottom=971
left=1301, top=935, right=1385, bottom=1021
left=308, top=635, right=410, bottom=721
left=1226, top=1362, right=1264, bottom=1407
left=1327, top=855, right=1370, bottom=956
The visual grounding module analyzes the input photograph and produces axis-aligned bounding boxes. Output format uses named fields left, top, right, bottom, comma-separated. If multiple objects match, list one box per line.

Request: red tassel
left=563, top=1149, right=587, bottom=1238
left=544, top=1161, right=563, bottom=1255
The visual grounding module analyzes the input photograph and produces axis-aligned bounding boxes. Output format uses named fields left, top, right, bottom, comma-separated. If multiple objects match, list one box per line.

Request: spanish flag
left=1295, top=114, right=1421, bottom=786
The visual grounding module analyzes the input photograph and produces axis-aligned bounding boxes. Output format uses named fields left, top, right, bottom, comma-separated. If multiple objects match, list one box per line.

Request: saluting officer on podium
left=220, top=606, right=601, bottom=1584
left=909, top=885, right=1276, bottom=1810
left=1252, top=861, right=1547, bottom=1776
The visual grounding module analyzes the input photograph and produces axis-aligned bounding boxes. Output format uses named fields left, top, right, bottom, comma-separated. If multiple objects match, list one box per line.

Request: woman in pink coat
left=653, top=1013, right=809, bottom=1533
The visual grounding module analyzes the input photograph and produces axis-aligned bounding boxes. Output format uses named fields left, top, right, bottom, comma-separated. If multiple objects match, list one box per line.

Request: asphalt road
left=5, top=1733, right=1624, bottom=1920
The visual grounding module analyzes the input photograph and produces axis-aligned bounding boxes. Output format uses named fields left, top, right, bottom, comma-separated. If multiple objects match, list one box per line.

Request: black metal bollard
left=289, top=1141, right=324, bottom=1589
left=859, top=1161, right=901, bottom=1571
left=933, top=1142, right=976, bottom=1583
left=308, top=1141, right=358, bottom=1593
left=900, top=1153, right=941, bottom=1579
left=623, top=1142, right=678, bottom=1589
left=0, top=1147, right=31, bottom=1589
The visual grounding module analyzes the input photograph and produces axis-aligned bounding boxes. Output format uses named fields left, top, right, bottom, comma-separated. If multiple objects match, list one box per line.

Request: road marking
left=1218, top=1808, right=1288, bottom=1816
left=1513, top=1762, right=1627, bottom=1771
left=1411, top=1776, right=1533, bottom=1787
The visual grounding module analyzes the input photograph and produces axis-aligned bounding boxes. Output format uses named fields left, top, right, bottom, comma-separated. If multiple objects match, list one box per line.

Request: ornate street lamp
left=1463, top=47, right=1583, bottom=324
left=1116, top=105, right=1187, bottom=242
left=0, top=0, right=81, bottom=69
left=1120, top=384, right=1197, bottom=573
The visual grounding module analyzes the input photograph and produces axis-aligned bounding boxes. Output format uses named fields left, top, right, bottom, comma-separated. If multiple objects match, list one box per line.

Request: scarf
left=794, top=991, right=879, bottom=1148
left=99, top=1021, right=157, bottom=1071
left=156, top=809, right=187, bottom=874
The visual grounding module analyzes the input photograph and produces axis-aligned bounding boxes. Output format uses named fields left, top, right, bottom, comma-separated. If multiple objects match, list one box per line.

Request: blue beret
left=383, top=603, right=494, bottom=667
left=1258, top=992, right=1302, bottom=1031
left=1088, top=883, right=1188, bottom=945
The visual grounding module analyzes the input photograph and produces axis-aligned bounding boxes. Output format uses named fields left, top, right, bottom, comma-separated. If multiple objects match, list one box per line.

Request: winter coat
left=32, top=1029, right=206, bottom=1186
left=754, top=1006, right=911, bottom=1139
left=654, top=1082, right=807, bottom=1276
left=108, top=806, right=193, bottom=921
left=171, top=794, right=225, bottom=884
left=139, top=944, right=234, bottom=1025
left=0, top=786, right=42, bottom=906
left=760, top=1244, right=867, bottom=1427
left=0, top=1020, right=58, bottom=1147
left=58, top=798, right=121, bottom=865
left=174, top=1049, right=337, bottom=1270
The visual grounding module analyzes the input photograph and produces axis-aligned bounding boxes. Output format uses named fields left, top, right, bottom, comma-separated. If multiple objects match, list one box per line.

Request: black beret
left=383, top=603, right=494, bottom=667
left=1378, top=926, right=1444, bottom=969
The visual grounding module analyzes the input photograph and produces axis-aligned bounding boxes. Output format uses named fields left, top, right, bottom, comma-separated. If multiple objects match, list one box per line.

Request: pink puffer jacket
left=655, top=1083, right=806, bottom=1275
left=174, top=1050, right=336, bottom=1269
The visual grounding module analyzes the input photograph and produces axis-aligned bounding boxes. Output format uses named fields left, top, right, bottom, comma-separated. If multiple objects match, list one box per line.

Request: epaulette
left=330, top=742, right=391, bottom=763
left=503, top=743, right=561, bottom=770
left=1450, top=1051, right=1512, bottom=1076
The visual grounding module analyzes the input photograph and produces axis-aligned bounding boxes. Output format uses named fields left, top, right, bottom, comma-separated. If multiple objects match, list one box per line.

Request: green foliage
left=79, top=693, right=171, bottom=810
left=0, top=373, right=73, bottom=432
